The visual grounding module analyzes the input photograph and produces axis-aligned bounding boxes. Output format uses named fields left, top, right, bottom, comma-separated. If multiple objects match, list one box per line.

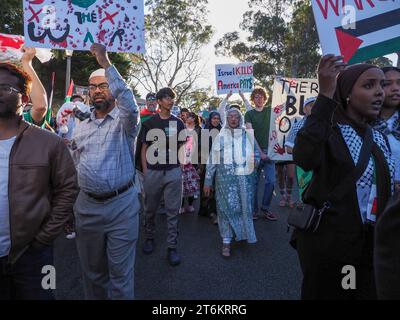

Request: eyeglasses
left=0, top=84, right=20, bottom=95
left=147, top=98, right=156, bottom=101
left=88, top=83, right=109, bottom=91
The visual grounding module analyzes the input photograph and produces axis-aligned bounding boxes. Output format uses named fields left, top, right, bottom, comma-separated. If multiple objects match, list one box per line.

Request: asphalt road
left=53, top=187, right=302, bottom=300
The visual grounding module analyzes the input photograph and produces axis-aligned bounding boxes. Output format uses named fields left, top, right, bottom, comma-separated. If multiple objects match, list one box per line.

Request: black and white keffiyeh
left=372, top=111, right=400, bottom=142
left=338, top=124, right=395, bottom=190
left=339, top=124, right=395, bottom=223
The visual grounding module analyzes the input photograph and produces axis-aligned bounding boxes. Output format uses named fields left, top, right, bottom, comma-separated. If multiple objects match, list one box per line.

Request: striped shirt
left=71, top=65, right=139, bottom=194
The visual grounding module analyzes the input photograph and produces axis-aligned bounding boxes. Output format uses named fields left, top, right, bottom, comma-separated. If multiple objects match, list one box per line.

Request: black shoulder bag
left=288, top=125, right=374, bottom=233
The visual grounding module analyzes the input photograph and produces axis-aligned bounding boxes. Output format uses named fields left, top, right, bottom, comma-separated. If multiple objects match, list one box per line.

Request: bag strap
left=326, top=125, right=374, bottom=205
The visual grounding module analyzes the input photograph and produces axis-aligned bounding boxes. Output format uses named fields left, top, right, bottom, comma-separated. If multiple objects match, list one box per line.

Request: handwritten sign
left=215, top=62, right=254, bottom=95
left=23, top=0, right=145, bottom=53
left=267, top=77, right=319, bottom=161
left=312, top=0, right=400, bottom=63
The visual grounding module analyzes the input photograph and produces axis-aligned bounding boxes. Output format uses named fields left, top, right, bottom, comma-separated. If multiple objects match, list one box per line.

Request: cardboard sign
left=215, top=62, right=254, bottom=95
left=267, top=77, right=319, bottom=161
left=312, top=0, right=400, bottom=63
left=23, top=0, right=145, bottom=53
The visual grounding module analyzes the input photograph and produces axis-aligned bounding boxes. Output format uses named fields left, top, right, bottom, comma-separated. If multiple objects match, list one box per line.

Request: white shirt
left=0, top=136, right=16, bottom=257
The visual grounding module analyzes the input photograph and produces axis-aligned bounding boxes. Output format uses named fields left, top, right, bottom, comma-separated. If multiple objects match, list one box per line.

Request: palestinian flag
left=65, top=79, right=74, bottom=102
left=140, top=108, right=159, bottom=123
left=335, top=8, right=400, bottom=63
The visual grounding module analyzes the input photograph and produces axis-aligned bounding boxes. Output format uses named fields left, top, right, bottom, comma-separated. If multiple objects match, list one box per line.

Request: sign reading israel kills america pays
left=312, top=0, right=400, bottom=63
left=215, top=62, right=254, bottom=95
left=23, top=0, right=145, bottom=53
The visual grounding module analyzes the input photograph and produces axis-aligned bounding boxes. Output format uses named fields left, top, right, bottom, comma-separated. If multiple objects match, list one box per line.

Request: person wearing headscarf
left=373, top=67, right=400, bottom=300
left=204, top=111, right=223, bottom=131
left=374, top=194, right=400, bottom=299
left=372, top=66, right=400, bottom=194
left=292, top=55, right=394, bottom=300
left=204, top=111, right=222, bottom=151
left=204, top=108, right=259, bottom=257
left=198, top=111, right=222, bottom=221
left=218, top=90, right=252, bottom=124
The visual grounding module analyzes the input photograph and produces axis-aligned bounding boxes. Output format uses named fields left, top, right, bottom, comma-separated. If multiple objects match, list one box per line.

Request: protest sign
left=267, top=77, right=319, bottom=161
left=23, top=0, right=145, bottom=53
left=312, top=0, right=400, bottom=63
left=0, top=33, right=52, bottom=63
left=215, top=62, right=254, bottom=95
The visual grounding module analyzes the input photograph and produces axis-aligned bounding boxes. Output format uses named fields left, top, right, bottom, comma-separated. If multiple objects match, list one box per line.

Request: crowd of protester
left=0, top=44, right=400, bottom=300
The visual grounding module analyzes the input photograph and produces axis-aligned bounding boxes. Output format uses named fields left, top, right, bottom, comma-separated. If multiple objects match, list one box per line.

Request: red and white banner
left=0, top=33, right=52, bottom=63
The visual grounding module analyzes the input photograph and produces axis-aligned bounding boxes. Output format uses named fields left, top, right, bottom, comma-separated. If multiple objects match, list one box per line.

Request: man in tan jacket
left=0, top=63, right=78, bottom=300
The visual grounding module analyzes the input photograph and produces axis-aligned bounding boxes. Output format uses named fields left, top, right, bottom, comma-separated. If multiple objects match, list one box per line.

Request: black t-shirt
left=141, top=114, right=186, bottom=170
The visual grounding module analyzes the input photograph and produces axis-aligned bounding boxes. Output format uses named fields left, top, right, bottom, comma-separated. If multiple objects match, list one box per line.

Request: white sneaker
left=66, top=232, right=76, bottom=240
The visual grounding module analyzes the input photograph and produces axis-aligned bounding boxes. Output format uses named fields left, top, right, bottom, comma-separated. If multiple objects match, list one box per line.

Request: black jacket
left=374, top=194, right=400, bottom=299
left=292, top=94, right=392, bottom=264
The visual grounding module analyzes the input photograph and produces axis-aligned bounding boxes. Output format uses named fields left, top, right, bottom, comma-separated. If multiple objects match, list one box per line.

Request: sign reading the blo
left=23, top=0, right=145, bottom=53
left=267, top=77, right=319, bottom=161
left=215, top=62, right=254, bottom=95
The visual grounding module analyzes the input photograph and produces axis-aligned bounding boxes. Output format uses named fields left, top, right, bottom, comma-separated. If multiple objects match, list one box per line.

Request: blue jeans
left=254, top=159, right=276, bottom=212
left=0, top=244, right=54, bottom=300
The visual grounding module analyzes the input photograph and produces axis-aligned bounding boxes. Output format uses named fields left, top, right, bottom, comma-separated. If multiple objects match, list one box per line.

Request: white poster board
left=23, top=0, right=145, bottom=53
left=312, top=0, right=400, bottom=63
left=267, top=77, right=319, bottom=161
left=215, top=62, right=254, bottom=95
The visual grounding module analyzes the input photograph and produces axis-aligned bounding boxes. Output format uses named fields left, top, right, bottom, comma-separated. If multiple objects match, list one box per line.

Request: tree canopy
left=130, top=0, right=214, bottom=106
left=215, top=0, right=321, bottom=97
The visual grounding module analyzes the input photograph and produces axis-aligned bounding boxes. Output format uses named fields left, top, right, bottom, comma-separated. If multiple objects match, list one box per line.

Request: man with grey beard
left=71, top=43, right=140, bottom=300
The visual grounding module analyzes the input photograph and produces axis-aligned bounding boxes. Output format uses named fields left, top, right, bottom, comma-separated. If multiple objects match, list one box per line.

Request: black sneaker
left=167, top=248, right=181, bottom=266
left=142, top=239, right=154, bottom=254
